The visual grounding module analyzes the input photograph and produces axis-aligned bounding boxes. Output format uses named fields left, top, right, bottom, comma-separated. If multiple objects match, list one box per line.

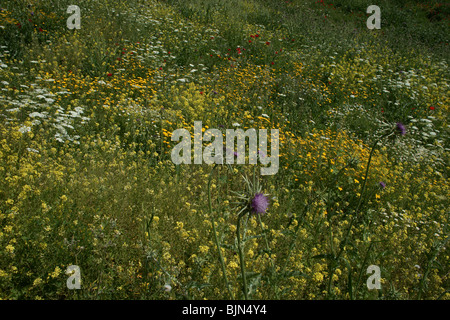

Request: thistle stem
left=208, top=164, right=234, bottom=300
left=327, top=129, right=394, bottom=298
left=236, top=211, right=249, bottom=300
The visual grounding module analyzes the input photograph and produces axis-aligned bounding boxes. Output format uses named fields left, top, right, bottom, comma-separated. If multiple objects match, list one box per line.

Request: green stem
left=327, top=129, right=394, bottom=298
left=208, top=164, right=234, bottom=300
left=237, top=212, right=249, bottom=300
left=353, top=242, right=374, bottom=299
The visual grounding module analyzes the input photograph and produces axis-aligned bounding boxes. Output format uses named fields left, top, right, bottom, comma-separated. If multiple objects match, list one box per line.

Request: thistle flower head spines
left=250, top=193, right=269, bottom=215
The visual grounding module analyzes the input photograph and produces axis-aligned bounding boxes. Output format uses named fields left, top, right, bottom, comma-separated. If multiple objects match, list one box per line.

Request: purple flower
left=396, top=122, right=406, bottom=135
left=223, top=147, right=239, bottom=157
left=379, top=182, right=386, bottom=189
left=251, top=193, right=269, bottom=215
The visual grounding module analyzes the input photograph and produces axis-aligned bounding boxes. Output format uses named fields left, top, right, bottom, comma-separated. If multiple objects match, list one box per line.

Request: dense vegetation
left=0, top=0, right=448, bottom=299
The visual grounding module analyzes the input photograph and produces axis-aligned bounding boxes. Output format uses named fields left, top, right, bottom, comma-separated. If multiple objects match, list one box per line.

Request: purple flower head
left=251, top=193, right=269, bottom=215
left=396, top=122, right=406, bottom=135
left=379, top=182, right=386, bottom=189
left=258, top=150, right=266, bottom=158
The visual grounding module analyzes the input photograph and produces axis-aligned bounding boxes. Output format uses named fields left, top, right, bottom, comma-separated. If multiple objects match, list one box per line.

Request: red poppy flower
left=266, top=41, right=270, bottom=45
left=249, top=40, right=252, bottom=43
left=271, top=61, right=274, bottom=65
left=429, top=106, right=435, bottom=110
left=107, top=73, right=113, bottom=77
left=38, top=27, right=44, bottom=32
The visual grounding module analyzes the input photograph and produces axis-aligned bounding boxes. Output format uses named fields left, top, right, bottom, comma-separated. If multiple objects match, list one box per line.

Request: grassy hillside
left=0, top=0, right=448, bottom=299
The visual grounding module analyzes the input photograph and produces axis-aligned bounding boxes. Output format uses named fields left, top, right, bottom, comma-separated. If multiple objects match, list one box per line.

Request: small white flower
left=26, top=148, right=39, bottom=153
left=163, top=284, right=172, bottom=292
left=19, top=126, right=31, bottom=134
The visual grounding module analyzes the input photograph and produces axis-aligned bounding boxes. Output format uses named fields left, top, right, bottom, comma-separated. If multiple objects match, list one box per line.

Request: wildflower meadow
left=0, top=0, right=449, bottom=301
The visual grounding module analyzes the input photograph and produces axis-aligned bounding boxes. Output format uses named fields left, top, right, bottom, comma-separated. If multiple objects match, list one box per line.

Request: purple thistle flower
left=396, top=122, right=406, bottom=135
left=251, top=193, right=269, bottom=215
left=379, top=182, right=386, bottom=189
